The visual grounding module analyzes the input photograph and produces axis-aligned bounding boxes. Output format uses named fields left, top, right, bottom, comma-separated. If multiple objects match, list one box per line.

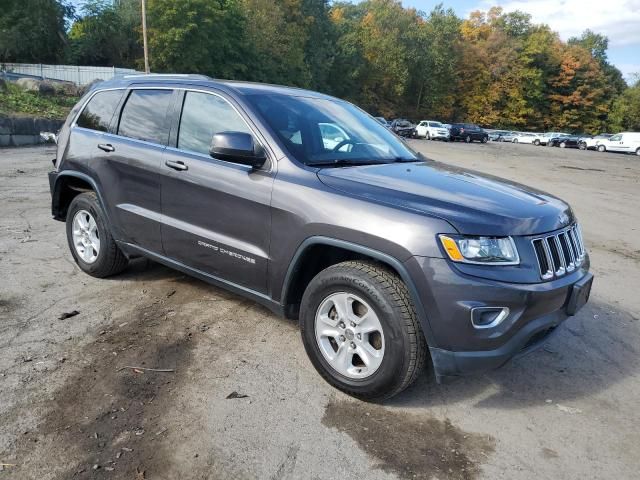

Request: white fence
left=0, top=63, right=138, bottom=86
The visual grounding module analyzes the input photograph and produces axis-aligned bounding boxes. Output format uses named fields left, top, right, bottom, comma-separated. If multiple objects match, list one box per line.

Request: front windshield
left=247, top=94, right=419, bottom=166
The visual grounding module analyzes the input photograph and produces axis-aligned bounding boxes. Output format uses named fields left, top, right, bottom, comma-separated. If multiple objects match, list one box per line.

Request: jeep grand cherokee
left=48, top=75, right=593, bottom=400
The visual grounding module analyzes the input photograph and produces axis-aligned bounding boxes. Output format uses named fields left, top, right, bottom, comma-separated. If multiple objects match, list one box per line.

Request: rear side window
left=178, top=91, right=251, bottom=155
left=118, top=89, right=173, bottom=145
left=76, top=90, right=124, bottom=132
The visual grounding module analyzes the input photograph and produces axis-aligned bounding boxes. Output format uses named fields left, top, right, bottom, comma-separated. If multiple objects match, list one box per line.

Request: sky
left=394, top=0, right=640, bottom=82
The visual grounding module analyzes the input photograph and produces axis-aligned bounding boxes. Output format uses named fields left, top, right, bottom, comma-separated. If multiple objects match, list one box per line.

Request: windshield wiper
left=306, top=159, right=388, bottom=167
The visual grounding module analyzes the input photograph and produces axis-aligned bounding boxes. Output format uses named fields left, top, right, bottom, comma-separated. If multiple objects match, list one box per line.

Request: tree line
left=1, top=0, right=638, bottom=132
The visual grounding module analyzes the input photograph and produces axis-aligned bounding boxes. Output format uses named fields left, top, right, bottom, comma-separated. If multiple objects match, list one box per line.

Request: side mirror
left=209, top=131, right=266, bottom=169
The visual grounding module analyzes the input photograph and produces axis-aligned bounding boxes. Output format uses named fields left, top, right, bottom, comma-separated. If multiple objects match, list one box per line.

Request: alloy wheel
left=72, top=209, right=100, bottom=264
left=314, top=292, right=385, bottom=379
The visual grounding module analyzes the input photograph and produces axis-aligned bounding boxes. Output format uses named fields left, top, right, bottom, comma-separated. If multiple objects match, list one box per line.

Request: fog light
left=470, top=307, right=509, bottom=329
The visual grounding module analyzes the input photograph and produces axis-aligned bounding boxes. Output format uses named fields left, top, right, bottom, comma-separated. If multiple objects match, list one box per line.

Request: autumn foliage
left=2, top=0, right=636, bottom=132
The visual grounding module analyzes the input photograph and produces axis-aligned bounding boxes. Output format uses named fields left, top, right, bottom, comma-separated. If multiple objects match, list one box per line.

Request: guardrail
left=0, top=63, right=138, bottom=86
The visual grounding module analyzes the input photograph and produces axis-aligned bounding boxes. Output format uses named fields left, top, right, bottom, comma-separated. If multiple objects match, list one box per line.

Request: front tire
left=534, top=139, right=540, bottom=146
left=300, top=261, right=427, bottom=401
left=560, top=142, right=566, bottom=148
left=481, top=136, right=488, bottom=143
left=66, top=192, right=128, bottom=278
left=464, top=135, right=471, bottom=143
left=597, top=145, right=606, bottom=152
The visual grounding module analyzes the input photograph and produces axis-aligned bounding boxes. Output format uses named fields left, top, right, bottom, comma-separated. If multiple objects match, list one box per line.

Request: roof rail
left=121, top=73, right=210, bottom=80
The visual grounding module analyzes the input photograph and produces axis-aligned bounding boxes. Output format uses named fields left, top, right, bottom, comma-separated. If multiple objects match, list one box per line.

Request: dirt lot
left=1, top=141, right=639, bottom=480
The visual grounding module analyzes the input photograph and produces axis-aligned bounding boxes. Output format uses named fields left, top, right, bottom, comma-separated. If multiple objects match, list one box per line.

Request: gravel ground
left=0, top=141, right=638, bottom=480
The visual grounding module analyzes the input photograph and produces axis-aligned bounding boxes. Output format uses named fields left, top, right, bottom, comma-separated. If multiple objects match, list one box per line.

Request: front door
left=160, top=90, right=274, bottom=294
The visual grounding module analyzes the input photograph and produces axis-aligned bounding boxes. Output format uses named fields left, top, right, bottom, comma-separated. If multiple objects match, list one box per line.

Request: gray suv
left=49, top=75, right=593, bottom=400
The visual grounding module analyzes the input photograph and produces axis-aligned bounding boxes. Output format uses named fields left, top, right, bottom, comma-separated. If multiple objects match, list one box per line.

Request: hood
left=317, top=161, right=574, bottom=236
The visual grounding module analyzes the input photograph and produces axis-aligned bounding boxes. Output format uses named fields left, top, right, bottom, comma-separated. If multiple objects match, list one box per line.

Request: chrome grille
left=532, top=224, right=585, bottom=280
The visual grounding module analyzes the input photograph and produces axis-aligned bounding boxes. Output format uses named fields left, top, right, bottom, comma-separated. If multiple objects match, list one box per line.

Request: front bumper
left=404, top=256, right=592, bottom=380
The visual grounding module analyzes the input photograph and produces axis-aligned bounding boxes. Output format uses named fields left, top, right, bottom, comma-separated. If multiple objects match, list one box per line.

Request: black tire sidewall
left=300, top=267, right=414, bottom=399
left=66, top=193, right=114, bottom=275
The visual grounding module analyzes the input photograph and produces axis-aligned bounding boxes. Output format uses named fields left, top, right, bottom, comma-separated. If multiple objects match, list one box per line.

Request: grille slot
left=532, top=224, right=585, bottom=280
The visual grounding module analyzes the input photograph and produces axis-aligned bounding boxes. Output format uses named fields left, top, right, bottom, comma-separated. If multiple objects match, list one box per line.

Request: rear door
left=92, top=88, right=176, bottom=253
left=160, top=89, right=274, bottom=294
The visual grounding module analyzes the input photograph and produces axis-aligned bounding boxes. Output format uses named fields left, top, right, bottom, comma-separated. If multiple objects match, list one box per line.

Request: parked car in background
left=487, top=130, right=509, bottom=141
left=390, top=119, right=416, bottom=138
left=595, top=132, right=640, bottom=155
left=449, top=123, right=488, bottom=143
left=540, top=132, right=569, bottom=146
left=578, top=134, right=613, bottom=150
left=498, top=131, right=518, bottom=142
left=375, top=117, right=390, bottom=128
left=415, top=120, right=450, bottom=140
left=548, top=134, right=583, bottom=148
left=512, top=132, right=542, bottom=145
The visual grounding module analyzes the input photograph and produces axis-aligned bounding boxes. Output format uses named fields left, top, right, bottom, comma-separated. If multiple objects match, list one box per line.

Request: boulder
left=16, top=78, right=41, bottom=92
left=39, top=80, right=57, bottom=96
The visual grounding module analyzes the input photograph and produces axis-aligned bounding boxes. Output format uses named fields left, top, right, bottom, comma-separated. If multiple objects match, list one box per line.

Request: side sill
left=119, top=241, right=284, bottom=317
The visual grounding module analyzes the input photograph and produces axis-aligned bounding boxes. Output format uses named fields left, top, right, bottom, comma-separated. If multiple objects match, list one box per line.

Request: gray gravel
left=0, top=142, right=638, bottom=479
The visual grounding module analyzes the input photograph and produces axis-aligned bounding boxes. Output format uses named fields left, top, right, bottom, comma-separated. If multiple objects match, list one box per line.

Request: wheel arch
left=51, top=171, right=109, bottom=224
left=280, top=236, right=437, bottom=346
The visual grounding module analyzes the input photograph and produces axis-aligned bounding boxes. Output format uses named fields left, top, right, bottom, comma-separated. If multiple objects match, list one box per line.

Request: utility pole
left=141, top=0, right=150, bottom=74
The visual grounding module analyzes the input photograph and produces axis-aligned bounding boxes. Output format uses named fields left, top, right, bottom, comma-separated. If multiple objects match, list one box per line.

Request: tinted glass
left=178, top=91, right=251, bottom=155
left=76, top=90, right=124, bottom=132
left=118, top=89, right=173, bottom=144
left=247, top=94, right=418, bottom=165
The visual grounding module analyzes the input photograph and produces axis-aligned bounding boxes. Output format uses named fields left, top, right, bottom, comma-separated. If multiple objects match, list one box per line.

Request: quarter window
left=76, top=90, right=124, bottom=132
left=178, top=91, right=251, bottom=155
left=118, top=89, right=173, bottom=145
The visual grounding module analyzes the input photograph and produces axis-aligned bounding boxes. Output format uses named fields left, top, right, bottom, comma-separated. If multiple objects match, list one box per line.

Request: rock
left=16, top=78, right=40, bottom=92
left=38, top=81, right=56, bottom=96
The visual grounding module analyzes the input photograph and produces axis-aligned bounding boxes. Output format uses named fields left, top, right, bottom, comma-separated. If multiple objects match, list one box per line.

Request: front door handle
left=97, top=143, right=115, bottom=152
left=165, top=160, right=188, bottom=171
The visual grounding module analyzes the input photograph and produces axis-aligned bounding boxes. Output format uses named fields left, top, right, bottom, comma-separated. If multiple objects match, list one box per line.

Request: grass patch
left=0, top=83, right=78, bottom=120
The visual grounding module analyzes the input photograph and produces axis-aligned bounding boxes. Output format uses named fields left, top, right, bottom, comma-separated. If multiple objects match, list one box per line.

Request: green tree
left=146, top=0, right=249, bottom=79
left=0, top=0, right=75, bottom=63
left=67, top=0, right=141, bottom=67
left=608, top=76, right=640, bottom=131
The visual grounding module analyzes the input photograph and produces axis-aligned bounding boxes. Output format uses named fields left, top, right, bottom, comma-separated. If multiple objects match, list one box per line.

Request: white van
left=596, top=132, right=640, bottom=155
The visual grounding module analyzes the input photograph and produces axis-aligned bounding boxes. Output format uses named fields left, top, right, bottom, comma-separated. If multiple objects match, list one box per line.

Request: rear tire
left=513, top=138, right=518, bottom=143
left=597, top=145, right=606, bottom=152
left=465, top=135, right=471, bottom=143
left=534, top=139, right=540, bottom=146
left=481, top=136, right=488, bottom=143
left=560, top=142, right=566, bottom=148
left=636, top=147, right=640, bottom=156
left=300, top=261, right=427, bottom=401
left=579, top=142, right=586, bottom=150
left=66, top=192, right=128, bottom=278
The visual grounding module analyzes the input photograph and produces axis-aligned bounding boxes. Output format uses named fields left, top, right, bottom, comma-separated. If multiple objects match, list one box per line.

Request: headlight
left=439, top=235, right=519, bottom=265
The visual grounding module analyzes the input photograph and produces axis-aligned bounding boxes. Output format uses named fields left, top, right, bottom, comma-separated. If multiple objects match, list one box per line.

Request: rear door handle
left=97, top=143, right=115, bottom=152
left=165, top=160, right=188, bottom=171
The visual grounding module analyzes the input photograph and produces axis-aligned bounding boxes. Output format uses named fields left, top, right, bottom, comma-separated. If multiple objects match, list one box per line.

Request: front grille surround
left=531, top=224, right=585, bottom=280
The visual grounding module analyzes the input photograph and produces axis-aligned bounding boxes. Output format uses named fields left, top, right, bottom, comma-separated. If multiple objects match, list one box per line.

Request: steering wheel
left=332, top=139, right=357, bottom=152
